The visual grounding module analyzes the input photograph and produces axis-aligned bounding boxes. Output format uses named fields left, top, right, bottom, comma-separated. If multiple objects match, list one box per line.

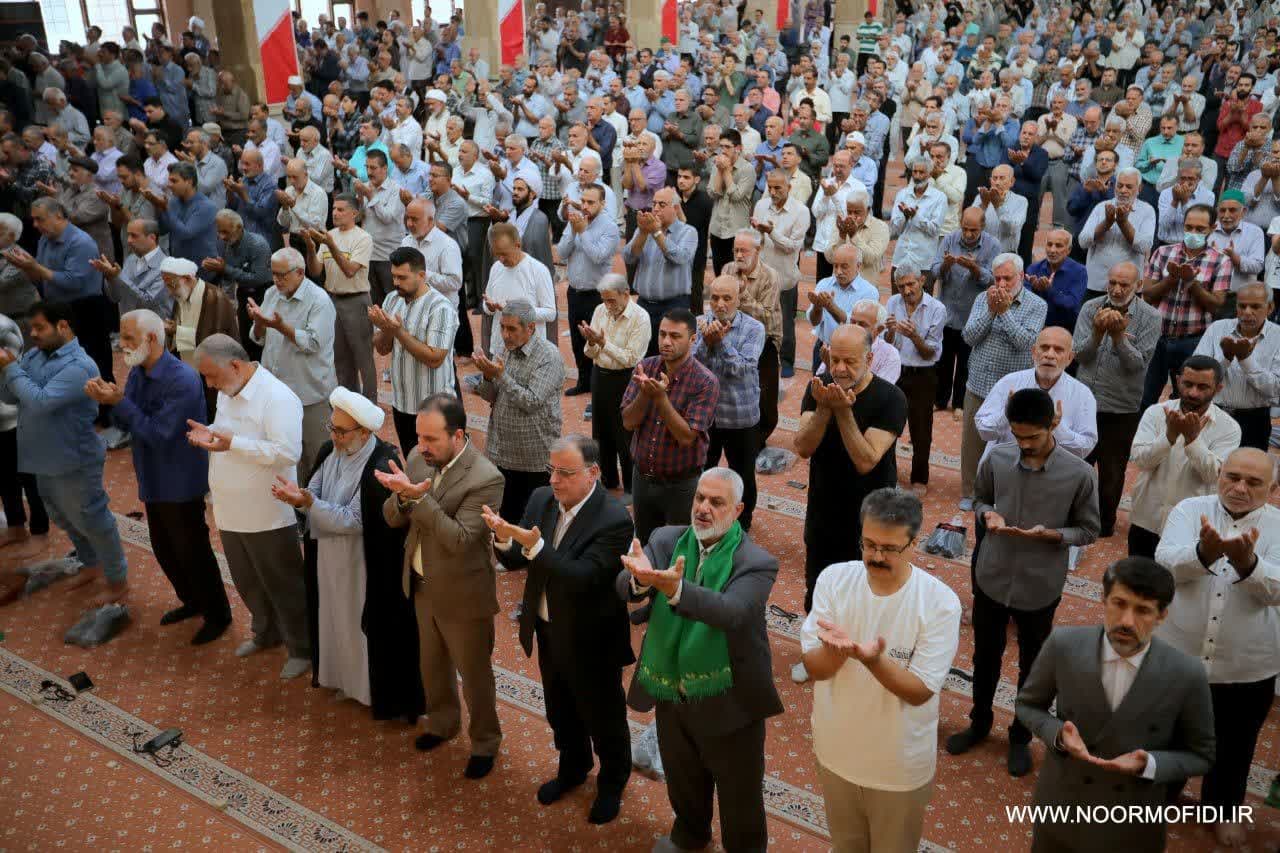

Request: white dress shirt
left=583, top=299, right=651, bottom=370
left=1155, top=495, right=1280, bottom=684
left=1192, top=319, right=1280, bottom=410
left=751, top=195, right=811, bottom=291
left=246, top=138, right=284, bottom=180
left=208, top=364, right=304, bottom=533
left=982, top=193, right=1028, bottom=254
left=1129, top=401, right=1242, bottom=534
left=456, top=163, right=496, bottom=217
left=975, top=368, right=1099, bottom=458
left=1207, top=221, right=1266, bottom=293
left=401, top=228, right=463, bottom=307
left=276, top=180, right=328, bottom=233
left=1098, top=636, right=1160, bottom=780
left=483, top=254, right=557, bottom=351
left=1078, top=198, right=1157, bottom=291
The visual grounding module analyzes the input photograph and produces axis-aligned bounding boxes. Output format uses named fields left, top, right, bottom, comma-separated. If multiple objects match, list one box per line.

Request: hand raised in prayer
left=96, top=189, right=121, bottom=207
left=0, top=347, right=14, bottom=369
left=373, top=458, right=432, bottom=499
left=623, top=537, right=682, bottom=597
left=473, top=351, right=505, bottom=380
left=1089, top=749, right=1152, bottom=776
left=1057, top=719, right=1093, bottom=761
left=983, top=511, right=1009, bottom=533
left=816, top=618, right=885, bottom=664
left=143, top=188, right=168, bottom=210
left=1007, top=524, right=1065, bottom=544
left=186, top=419, right=233, bottom=452
left=809, top=376, right=855, bottom=410
left=88, top=254, right=121, bottom=279
left=83, top=377, right=124, bottom=405
left=270, top=476, right=314, bottom=508
left=480, top=504, right=541, bottom=549
left=368, top=305, right=402, bottom=333
left=202, top=256, right=227, bottom=274
left=578, top=320, right=604, bottom=346
left=246, top=297, right=281, bottom=331
left=632, top=367, right=669, bottom=400
left=1026, top=274, right=1052, bottom=293
left=398, top=187, right=415, bottom=206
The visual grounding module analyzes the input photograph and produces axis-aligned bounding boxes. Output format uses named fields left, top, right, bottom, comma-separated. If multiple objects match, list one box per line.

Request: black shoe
left=945, top=725, right=990, bottom=755
left=464, top=754, right=495, bottom=779
left=1099, top=527, right=1115, bottom=538
left=160, top=604, right=199, bottom=626
left=565, top=386, right=590, bottom=397
left=415, top=732, right=448, bottom=752
left=537, top=775, right=587, bottom=805
left=588, top=793, right=622, bottom=824
left=1008, top=742, right=1033, bottom=777
left=191, top=619, right=229, bottom=645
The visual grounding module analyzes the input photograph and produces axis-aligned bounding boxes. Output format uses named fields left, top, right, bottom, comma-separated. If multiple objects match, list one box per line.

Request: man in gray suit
left=616, top=467, right=783, bottom=853
left=380, top=392, right=506, bottom=780
left=1016, top=557, right=1215, bottom=852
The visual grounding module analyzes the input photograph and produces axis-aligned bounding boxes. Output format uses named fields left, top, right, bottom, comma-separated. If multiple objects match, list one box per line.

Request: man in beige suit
left=380, top=392, right=506, bottom=779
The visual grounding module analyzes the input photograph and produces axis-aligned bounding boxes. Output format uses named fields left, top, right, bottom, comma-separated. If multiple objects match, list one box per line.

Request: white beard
left=691, top=512, right=735, bottom=544
left=122, top=346, right=147, bottom=367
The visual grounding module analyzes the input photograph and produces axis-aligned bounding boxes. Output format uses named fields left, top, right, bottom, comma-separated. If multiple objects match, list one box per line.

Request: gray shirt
left=250, top=279, right=337, bottom=406
left=105, top=248, right=172, bottom=317
left=974, top=442, right=1100, bottom=610
left=621, top=220, right=699, bottom=302
left=475, top=333, right=566, bottom=472
left=1072, top=295, right=1162, bottom=414
left=930, top=230, right=1000, bottom=330
left=196, top=151, right=229, bottom=210
left=361, top=180, right=407, bottom=262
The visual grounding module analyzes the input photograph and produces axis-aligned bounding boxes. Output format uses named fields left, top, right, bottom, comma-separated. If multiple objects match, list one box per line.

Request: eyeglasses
left=545, top=464, right=586, bottom=478
left=325, top=420, right=361, bottom=435
left=860, top=538, right=913, bottom=556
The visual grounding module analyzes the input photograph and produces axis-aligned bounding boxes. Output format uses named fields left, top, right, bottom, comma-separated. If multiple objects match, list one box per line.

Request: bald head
left=1218, top=447, right=1277, bottom=516
left=1033, top=326, right=1074, bottom=380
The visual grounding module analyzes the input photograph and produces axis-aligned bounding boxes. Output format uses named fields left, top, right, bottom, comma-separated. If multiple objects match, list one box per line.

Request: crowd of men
left=2, top=0, right=1280, bottom=849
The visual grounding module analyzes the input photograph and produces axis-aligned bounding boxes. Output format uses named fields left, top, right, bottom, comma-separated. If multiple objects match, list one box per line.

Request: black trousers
left=709, top=235, right=735, bottom=278
left=455, top=291, right=475, bottom=357
left=815, top=251, right=832, bottom=287
left=655, top=706, right=768, bottom=853
left=632, top=467, right=699, bottom=545
left=623, top=208, right=639, bottom=287
left=872, top=152, right=888, bottom=216
left=757, top=340, right=780, bottom=444
left=706, top=424, right=759, bottom=531
left=0, top=427, right=47, bottom=533
left=1201, top=676, right=1277, bottom=809
left=566, top=288, right=602, bottom=392
left=804, top=510, right=863, bottom=612
left=393, top=408, right=417, bottom=459
left=970, top=582, right=1060, bottom=744
left=1226, top=406, right=1272, bottom=451
left=539, top=196, right=566, bottom=243
left=897, top=365, right=937, bottom=485
left=779, top=287, right=797, bottom=367
left=498, top=466, right=550, bottom=523
left=934, top=326, right=971, bottom=410
left=535, top=619, right=631, bottom=795
left=146, top=499, right=231, bottom=624
left=1087, top=410, right=1142, bottom=536
left=368, top=261, right=392, bottom=313
left=237, top=282, right=269, bottom=362
left=464, top=217, right=489, bottom=305
left=963, top=160, right=994, bottom=209
left=690, top=234, right=709, bottom=314
left=592, top=366, right=634, bottom=492
left=1127, top=524, right=1160, bottom=559
left=71, top=294, right=114, bottom=423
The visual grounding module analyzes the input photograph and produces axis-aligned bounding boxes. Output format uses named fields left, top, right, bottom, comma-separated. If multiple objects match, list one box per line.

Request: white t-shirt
left=800, top=561, right=961, bottom=791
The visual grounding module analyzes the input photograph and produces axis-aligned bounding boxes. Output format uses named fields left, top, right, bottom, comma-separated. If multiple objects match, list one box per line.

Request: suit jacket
left=382, top=441, right=505, bottom=617
left=1016, top=625, right=1215, bottom=852
left=496, top=483, right=635, bottom=669
left=615, top=524, right=783, bottom=738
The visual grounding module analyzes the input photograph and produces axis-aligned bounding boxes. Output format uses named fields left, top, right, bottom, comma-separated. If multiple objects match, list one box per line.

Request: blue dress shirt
left=160, top=193, right=219, bottom=267
left=0, top=338, right=102, bottom=476
left=112, top=350, right=210, bottom=504
left=1025, top=257, right=1089, bottom=331
left=37, top=223, right=104, bottom=303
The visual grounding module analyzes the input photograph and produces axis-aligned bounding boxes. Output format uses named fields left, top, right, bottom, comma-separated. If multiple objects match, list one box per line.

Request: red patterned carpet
left=2, top=188, right=1279, bottom=852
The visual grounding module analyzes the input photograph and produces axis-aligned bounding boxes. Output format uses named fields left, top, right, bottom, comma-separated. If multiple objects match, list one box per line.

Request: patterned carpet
left=2, top=192, right=1280, bottom=852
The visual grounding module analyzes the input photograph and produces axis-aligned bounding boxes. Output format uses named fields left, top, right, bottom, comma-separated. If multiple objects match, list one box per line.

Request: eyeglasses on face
left=860, top=538, right=913, bottom=556
left=326, top=420, right=361, bottom=435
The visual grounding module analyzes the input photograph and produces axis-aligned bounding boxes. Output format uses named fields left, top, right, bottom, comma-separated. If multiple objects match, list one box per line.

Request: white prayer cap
left=159, top=256, right=198, bottom=278
left=329, top=386, right=385, bottom=431
left=288, top=75, right=304, bottom=87
left=515, top=171, right=543, bottom=197
left=189, top=16, right=205, bottom=28
left=846, top=131, right=866, bottom=146
left=425, top=88, right=447, bottom=102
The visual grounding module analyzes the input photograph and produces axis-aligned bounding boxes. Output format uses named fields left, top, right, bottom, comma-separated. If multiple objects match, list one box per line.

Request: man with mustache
left=1015, top=557, right=1214, bottom=851
left=801, top=487, right=960, bottom=852
left=1155, top=447, right=1280, bottom=847
left=948, top=388, right=1099, bottom=777
left=1078, top=167, right=1156, bottom=295
left=1072, top=262, right=1161, bottom=538
left=1128, top=355, right=1240, bottom=560
left=615, top=467, right=782, bottom=853
left=793, top=324, right=907, bottom=683
left=1192, top=282, right=1280, bottom=449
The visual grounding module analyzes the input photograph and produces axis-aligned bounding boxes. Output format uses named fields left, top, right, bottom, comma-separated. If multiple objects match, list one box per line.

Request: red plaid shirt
left=1143, top=243, right=1234, bottom=338
left=622, top=354, right=719, bottom=479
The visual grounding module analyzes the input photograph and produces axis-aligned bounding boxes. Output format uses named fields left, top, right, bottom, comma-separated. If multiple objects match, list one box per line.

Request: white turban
left=329, top=386, right=385, bottom=432
left=288, top=75, right=304, bottom=87
left=160, top=256, right=198, bottom=278
left=425, top=88, right=447, bottom=103
left=515, top=171, right=543, bottom=197
left=189, top=16, right=205, bottom=29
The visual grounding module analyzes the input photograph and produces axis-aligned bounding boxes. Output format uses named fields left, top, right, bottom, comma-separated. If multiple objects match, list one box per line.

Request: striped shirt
left=476, top=334, right=566, bottom=472
left=962, top=290, right=1048, bottom=398
left=382, top=286, right=459, bottom=414
left=693, top=310, right=765, bottom=429
left=886, top=292, right=947, bottom=367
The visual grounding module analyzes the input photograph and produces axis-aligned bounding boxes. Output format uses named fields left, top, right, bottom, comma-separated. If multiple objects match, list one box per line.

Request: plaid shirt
left=475, top=334, right=566, bottom=472
left=328, top=112, right=363, bottom=160
left=692, top=311, right=765, bottom=429
left=1064, top=126, right=1101, bottom=181
left=1143, top=243, right=1234, bottom=338
left=528, top=135, right=568, bottom=201
left=622, top=354, right=719, bottom=479
left=961, top=290, right=1048, bottom=398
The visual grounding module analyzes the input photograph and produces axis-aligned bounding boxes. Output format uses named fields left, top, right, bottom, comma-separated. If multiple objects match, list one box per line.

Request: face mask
left=1183, top=231, right=1207, bottom=250
left=122, top=345, right=148, bottom=367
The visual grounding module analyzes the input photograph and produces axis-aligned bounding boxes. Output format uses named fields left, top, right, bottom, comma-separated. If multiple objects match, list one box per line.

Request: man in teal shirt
left=1135, top=115, right=1183, bottom=198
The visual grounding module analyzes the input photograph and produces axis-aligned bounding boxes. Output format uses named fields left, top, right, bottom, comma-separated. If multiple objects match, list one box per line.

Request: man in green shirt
left=856, top=12, right=884, bottom=74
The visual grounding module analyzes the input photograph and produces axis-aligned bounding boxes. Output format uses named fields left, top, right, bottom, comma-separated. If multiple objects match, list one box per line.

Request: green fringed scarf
left=635, top=522, right=743, bottom=702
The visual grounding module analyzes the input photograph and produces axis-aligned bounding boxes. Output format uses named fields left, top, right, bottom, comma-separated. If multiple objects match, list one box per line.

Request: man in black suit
left=616, top=467, right=783, bottom=853
left=675, top=165, right=713, bottom=313
left=1016, top=557, right=1215, bottom=852
left=484, top=434, right=635, bottom=825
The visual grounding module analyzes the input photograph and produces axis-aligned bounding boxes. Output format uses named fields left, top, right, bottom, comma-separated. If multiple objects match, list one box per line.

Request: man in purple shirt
left=620, top=134, right=667, bottom=283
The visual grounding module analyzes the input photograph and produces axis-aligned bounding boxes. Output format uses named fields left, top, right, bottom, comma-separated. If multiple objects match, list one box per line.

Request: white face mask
left=122, top=345, right=148, bottom=367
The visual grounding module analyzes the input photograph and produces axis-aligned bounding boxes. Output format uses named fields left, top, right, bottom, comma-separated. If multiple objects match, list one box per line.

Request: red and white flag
left=254, top=0, right=298, bottom=104
left=500, top=0, right=524, bottom=64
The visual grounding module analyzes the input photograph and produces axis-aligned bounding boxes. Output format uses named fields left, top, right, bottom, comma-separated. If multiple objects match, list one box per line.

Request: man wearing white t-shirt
left=800, top=487, right=961, bottom=852
left=481, top=222, right=557, bottom=354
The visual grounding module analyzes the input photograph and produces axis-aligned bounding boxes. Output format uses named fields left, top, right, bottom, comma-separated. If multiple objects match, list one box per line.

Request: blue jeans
left=1141, top=334, right=1200, bottom=411
left=36, top=465, right=128, bottom=584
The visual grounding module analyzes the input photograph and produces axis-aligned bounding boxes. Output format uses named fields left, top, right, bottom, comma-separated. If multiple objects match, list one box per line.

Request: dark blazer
left=1016, top=625, right=1215, bottom=852
left=495, top=483, right=636, bottom=669
left=615, top=524, right=783, bottom=738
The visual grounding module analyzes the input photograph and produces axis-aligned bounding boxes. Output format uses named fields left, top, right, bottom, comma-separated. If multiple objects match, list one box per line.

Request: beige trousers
left=414, top=587, right=503, bottom=756
left=817, top=762, right=934, bottom=853
left=960, top=390, right=986, bottom=499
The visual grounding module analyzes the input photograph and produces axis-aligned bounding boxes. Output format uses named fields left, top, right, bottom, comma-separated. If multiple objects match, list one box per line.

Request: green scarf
left=635, top=522, right=742, bottom=702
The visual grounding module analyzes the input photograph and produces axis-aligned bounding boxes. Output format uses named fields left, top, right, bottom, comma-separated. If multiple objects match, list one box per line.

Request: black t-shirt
left=801, top=374, right=908, bottom=512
